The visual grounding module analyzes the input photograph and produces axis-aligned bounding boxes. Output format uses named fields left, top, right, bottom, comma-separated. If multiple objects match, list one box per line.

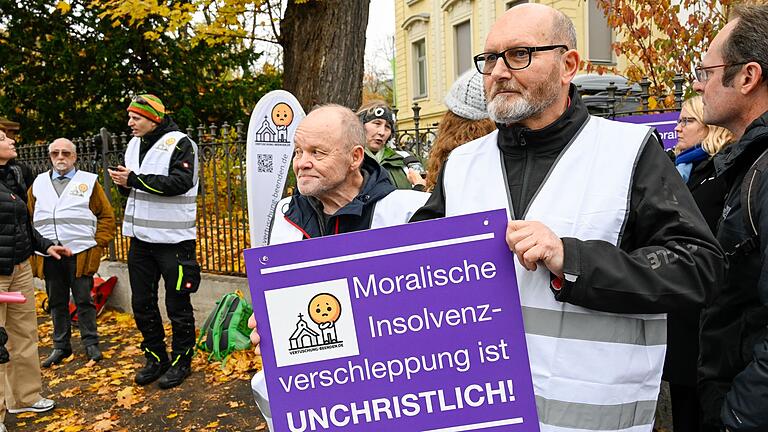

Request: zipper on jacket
left=517, top=130, right=530, bottom=215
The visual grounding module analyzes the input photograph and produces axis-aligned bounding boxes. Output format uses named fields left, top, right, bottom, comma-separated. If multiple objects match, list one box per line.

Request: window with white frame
left=454, top=20, right=472, bottom=76
left=588, top=0, right=613, bottom=63
left=412, top=38, right=428, bottom=98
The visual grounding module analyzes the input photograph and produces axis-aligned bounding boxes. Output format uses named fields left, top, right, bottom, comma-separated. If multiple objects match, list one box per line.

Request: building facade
left=394, top=0, right=620, bottom=129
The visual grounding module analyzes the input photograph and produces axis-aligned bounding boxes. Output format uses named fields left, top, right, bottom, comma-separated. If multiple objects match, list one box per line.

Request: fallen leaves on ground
left=5, top=292, right=268, bottom=431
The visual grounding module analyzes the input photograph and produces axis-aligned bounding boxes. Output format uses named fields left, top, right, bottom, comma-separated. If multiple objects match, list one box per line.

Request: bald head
left=48, top=138, right=76, bottom=154
left=298, top=105, right=367, bottom=151
left=493, top=4, right=576, bottom=50
left=292, top=104, right=366, bottom=205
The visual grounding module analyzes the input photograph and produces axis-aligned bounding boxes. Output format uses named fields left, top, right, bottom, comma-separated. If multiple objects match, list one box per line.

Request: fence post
left=640, top=77, right=651, bottom=111
left=99, top=127, right=117, bottom=260
left=411, top=102, right=421, bottom=157
left=673, top=73, right=684, bottom=109
left=606, top=81, right=617, bottom=118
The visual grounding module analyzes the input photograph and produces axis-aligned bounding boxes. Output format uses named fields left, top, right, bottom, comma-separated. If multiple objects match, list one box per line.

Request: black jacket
left=412, top=85, right=725, bottom=314
left=280, top=155, right=396, bottom=238
left=699, top=111, right=768, bottom=431
left=664, top=155, right=727, bottom=386
left=0, top=161, right=54, bottom=275
left=118, top=116, right=196, bottom=197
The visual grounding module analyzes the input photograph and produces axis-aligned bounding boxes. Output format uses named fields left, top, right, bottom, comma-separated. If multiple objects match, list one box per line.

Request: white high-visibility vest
left=32, top=170, right=98, bottom=255
left=269, top=189, right=428, bottom=244
left=123, top=131, right=199, bottom=243
left=443, top=117, right=664, bottom=432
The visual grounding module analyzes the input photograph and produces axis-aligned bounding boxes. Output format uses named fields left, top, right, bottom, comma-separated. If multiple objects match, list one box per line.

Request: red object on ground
left=69, top=275, right=117, bottom=322
left=0, top=292, right=26, bottom=303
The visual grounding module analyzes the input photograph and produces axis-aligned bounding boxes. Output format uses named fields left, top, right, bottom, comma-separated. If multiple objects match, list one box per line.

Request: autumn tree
left=0, top=0, right=281, bottom=142
left=591, top=0, right=734, bottom=106
left=280, top=0, right=369, bottom=110
left=97, top=0, right=370, bottom=111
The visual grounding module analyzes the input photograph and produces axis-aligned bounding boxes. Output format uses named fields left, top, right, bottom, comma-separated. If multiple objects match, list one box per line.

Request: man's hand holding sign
left=506, top=220, right=564, bottom=279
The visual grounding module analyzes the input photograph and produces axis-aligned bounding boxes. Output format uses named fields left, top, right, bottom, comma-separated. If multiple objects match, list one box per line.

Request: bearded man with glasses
left=412, top=4, right=725, bottom=431
left=694, top=5, right=768, bottom=431
left=28, top=138, right=115, bottom=368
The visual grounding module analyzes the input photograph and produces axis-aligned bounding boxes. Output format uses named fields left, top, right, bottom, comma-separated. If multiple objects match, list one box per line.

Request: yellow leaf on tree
left=55, top=0, right=71, bottom=14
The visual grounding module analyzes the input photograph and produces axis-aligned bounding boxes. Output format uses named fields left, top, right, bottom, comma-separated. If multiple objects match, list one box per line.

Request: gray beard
left=487, top=92, right=558, bottom=125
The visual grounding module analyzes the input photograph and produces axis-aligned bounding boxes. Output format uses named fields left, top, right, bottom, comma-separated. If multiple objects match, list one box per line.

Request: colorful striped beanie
left=127, top=94, right=165, bottom=123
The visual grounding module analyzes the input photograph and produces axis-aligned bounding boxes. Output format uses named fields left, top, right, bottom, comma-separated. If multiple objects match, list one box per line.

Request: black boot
left=135, top=357, right=170, bottom=385
left=158, top=356, right=192, bottom=389
left=42, top=348, right=72, bottom=368
left=85, top=345, right=103, bottom=362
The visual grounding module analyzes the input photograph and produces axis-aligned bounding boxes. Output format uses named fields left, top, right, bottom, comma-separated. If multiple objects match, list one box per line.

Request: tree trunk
left=280, top=0, right=369, bottom=111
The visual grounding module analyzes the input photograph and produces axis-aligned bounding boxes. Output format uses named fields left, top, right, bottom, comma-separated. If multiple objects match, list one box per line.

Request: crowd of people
left=0, top=2, right=767, bottom=431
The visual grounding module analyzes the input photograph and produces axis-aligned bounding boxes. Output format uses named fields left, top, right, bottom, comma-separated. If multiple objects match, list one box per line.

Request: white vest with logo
left=32, top=170, right=98, bottom=255
left=443, top=117, right=664, bottom=432
left=269, top=189, right=428, bottom=244
left=123, top=131, right=199, bottom=243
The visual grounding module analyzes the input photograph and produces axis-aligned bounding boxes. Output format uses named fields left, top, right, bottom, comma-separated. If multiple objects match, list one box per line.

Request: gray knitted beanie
left=444, top=70, right=488, bottom=120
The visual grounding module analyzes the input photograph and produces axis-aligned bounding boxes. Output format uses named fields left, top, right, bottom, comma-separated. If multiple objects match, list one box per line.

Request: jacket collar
left=142, top=116, right=181, bottom=147
left=496, top=84, right=589, bottom=154
left=714, top=110, right=768, bottom=176
left=283, top=154, right=396, bottom=235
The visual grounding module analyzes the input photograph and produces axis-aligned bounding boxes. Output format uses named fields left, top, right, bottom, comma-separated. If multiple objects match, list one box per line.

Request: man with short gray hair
left=28, top=138, right=115, bottom=367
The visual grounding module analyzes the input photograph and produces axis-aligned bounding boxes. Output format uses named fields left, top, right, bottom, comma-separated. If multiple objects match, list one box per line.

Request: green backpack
left=196, top=291, right=253, bottom=362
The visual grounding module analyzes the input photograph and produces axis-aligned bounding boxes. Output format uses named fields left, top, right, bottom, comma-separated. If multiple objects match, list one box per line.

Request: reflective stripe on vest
left=32, top=170, right=98, bottom=254
left=269, top=190, right=429, bottom=245
left=443, top=117, right=662, bottom=432
left=123, top=131, right=199, bottom=243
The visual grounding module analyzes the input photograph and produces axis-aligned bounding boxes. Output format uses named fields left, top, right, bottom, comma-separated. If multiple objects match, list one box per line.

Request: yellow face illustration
left=271, top=103, right=294, bottom=127
left=308, top=293, right=341, bottom=324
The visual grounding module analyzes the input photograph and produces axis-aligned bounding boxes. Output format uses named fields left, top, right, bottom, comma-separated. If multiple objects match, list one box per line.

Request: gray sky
left=364, top=0, right=396, bottom=78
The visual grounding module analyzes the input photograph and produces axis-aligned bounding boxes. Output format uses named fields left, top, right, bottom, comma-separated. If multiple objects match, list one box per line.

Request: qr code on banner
left=257, top=154, right=273, bottom=173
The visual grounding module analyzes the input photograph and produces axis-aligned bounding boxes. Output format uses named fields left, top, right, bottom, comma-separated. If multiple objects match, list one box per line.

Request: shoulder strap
left=730, top=146, right=768, bottom=256
left=741, top=147, right=768, bottom=237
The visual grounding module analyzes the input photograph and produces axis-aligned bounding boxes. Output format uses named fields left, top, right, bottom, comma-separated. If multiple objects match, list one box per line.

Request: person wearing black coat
left=695, top=5, right=768, bottom=430
left=0, top=130, right=70, bottom=431
left=665, top=96, right=732, bottom=432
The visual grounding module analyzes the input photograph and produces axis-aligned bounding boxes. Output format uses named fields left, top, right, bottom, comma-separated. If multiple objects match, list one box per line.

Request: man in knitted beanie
left=109, top=93, right=200, bottom=390
left=126, top=94, right=166, bottom=124
left=444, top=70, right=488, bottom=120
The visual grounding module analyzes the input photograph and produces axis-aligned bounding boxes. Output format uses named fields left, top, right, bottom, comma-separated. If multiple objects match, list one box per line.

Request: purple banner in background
left=616, top=111, right=680, bottom=149
left=245, top=209, right=539, bottom=432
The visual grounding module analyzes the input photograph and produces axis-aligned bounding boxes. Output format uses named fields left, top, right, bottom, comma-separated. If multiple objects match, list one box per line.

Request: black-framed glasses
left=474, top=45, right=569, bottom=75
left=676, top=117, right=698, bottom=127
left=693, top=62, right=749, bottom=83
left=131, top=95, right=148, bottom=104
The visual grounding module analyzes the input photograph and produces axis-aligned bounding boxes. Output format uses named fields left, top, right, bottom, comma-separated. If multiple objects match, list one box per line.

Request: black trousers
left=670, top=382, right=703, bottom=432
left=44, top=254, right=98, bottom=350
left=128, top=238, right=196, bottom=364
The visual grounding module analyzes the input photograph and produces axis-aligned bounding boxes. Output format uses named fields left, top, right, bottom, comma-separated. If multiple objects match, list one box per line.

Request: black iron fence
left=18, top=123, right=252, bottom=276
left=16, top=75, right=682, bottom=276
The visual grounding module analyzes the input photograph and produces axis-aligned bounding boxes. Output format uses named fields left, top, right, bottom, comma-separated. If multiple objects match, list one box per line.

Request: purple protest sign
left=245, top=209, right=539, bottom=432
left=616, top=111, right=680, bottom=149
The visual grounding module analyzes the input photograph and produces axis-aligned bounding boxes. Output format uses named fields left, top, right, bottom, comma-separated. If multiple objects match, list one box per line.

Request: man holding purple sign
left=412, top=4, right=725, bottom=431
